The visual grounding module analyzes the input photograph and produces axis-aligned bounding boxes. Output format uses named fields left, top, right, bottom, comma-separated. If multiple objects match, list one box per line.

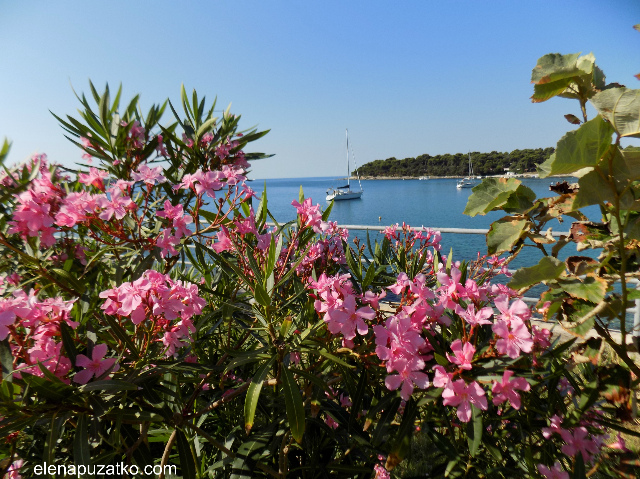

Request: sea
left=250, top=176, right=596, bottom=269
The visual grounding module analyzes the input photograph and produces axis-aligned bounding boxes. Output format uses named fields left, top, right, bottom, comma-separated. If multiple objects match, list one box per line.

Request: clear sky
left=1, top=1, right=639, bottom=179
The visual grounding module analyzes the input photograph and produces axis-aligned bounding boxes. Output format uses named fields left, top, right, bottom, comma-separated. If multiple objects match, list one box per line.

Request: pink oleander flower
left=382, top=224, right=399, bottom=240
left=560, top=426, right=600, bottom=463
left=432, top=365, right=452, bottom=388
left=494, top=295, right=531, bottom=324
left=456, top=303, right=493, bottom=326
left=157, top=228, right=181, bottom=258
left=374, top=463, right=390, bottom=479
left=542, top=414, right=564, bottom=439
left=97, top=187, right=135, bottom=221
left=388, top=272, right=410, bottom=295
left=324, top=294, right=375, bottom=340
left=74, top=344, right=118, bottom=384
left=436, top=266, right=467, bottom=309
left=442, top=379, right=487, bottom=422
left=131, top=163, right=166, bottom=186
left=384, top=357, right=430, bottom=400
left=493, top=318, right=534, bottom=359
left=173, top=173, right=198, bottom=192
left=291, top=198, right=323, bottom=233
left=0, top=310, right=16, bottom=340
left=194, top=170, right=224, bottom=198
left=5, top=458, right=23, bottom=479
left=491, top=370, right=530, bottom=409
left=78, top=167, right=108, bottom=190
left=537, top=462, right=569, bottom=479
left=606, top=433, right=630, bottom=452
left=212, top=227, right=234, bottom=253
left=446, top=339, right=475, bottom=370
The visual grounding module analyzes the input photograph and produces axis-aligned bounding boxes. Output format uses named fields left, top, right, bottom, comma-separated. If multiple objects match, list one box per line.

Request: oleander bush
left=0, top=47, right=639, bottom=479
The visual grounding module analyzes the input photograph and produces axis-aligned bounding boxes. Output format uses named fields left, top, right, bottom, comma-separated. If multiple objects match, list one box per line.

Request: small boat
left=327, top=129, right=363, bottom=201
left=456, top=153, right=477, bottom=189
left=419, top=175, right=430, bottom=180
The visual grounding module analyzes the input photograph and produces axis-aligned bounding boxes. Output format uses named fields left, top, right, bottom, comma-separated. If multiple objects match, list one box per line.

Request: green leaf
left=74, top=413, right=91, bottom=468
left=464, top=178, right=527, bottom=217
left=244, top=358, right=274, bottom=433
left=281, top=366, right=305, bottom=443
left=486, top=217, right=528, bottom=254
left=81, top=380, right=139, bottom=392
left=509, top=256, right=565, bottom=289
left=176, top=429, right=197, bottom=479
left=466, top=405, right=483, bottom=457
left=531, top=78, right=574, bottom=103
left=591, top=87, right=640, bottom=138
left=50, top=268, right=86, bottom=294
left=0, top=339, right=13, bottom=381
left=253, top=282, right=271, bottom=307
left=531, top=52, right=590, bottom=85
left=558, top=277, right=608, bottom=303
left=537, top=116, right=614, bottom=178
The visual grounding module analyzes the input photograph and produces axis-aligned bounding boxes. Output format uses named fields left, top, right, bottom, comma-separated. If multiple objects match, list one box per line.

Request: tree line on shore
left=353, top=148, right=555, bottom=177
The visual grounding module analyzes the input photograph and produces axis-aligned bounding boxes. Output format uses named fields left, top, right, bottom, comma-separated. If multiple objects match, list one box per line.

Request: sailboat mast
left=346, top=129, right=350, bottom=188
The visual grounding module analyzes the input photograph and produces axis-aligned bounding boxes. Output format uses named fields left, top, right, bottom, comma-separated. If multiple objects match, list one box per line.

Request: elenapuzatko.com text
left=34, top=463, right=177, bottom=477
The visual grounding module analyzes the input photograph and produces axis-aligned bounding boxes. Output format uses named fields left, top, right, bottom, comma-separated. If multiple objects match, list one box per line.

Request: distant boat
left=419, top=175, right=430, bottom=180
left=326, top=129, right=363, bottom=201
left=457, top=153, right=478, bottom=189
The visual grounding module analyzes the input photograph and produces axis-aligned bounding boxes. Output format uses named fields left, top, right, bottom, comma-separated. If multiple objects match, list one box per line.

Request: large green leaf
left=486, top=217, right=528, bottom=254
left=509, top=256, right=565, bottom=290
left=558, top=277, right=608, bottom=303
left=537, top=116, right=614, bottom=178
left=281, top=366, right=305, bottom=444
left=464, top=178, right=523, bottom=217
left=591, top=87, right=640, bottom=138
left=531, top=52, right=590, bottom=85
left=73, top=413, right=91, bottom=469
left=244, top=358, right=274, bottom=433
left=176, top=429, right=197, bottom=479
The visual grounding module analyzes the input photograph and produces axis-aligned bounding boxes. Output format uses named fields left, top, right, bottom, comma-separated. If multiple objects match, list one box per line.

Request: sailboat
left=326, top=129, right=363, bottom=201
left=456, top=152, right=477, bottom=189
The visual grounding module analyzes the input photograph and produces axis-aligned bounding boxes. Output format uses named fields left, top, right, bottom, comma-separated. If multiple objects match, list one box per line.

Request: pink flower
left=606, top=433, right=630, bottom=452
left=560, top=426, right=600, bottom=463
left=537, top=462, right=569, bottom=479
left=494, top=295, right=531, bottom=324
left=0, top=310, right=16, bottom=340
left=194, top=170, right=224, bottom=198
left=291, top=198, right=323, bottom=233
left=493, top=318, right=534, bottom=359
left=441, top=379, right=487, bottom=422
left=456, top=303, right=493, bottom=326
left=156, top=228, right=181, bottom=258
left=384, top=357, right=430, bottom=400
left=97, top=188, right=135, bottom=221
left=324, top=294, right=375, bottom=340
left=74, top=343, right=118, bottom=384
left=491, top=370, right=530, bottom=409
left=432, top=365, right=453, bottom=388
left=446, top=339, right=475, bottom=370
left=78, top=167, right=108, bottom=191
left=131, top=163, right=166, bottom=186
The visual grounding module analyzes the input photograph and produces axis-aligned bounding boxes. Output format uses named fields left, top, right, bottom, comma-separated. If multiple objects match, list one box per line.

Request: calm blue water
left=250, top=176, right=596, bottom=270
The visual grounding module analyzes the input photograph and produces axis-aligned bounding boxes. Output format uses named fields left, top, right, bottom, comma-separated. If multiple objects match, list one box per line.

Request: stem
left=159, top=430, right=177, bottom=479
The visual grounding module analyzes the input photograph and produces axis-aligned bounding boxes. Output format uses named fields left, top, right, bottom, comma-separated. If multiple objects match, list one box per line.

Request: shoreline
left=346, top=173, right=542, bottom=180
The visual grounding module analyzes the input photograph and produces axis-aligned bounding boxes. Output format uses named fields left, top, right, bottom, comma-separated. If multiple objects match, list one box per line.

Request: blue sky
left=1, top=1, right=639, bottom=179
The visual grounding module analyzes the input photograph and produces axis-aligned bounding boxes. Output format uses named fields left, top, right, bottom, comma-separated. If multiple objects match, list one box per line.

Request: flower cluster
left=99, top=270, right=206, bottom=357
left=0, top=289, right=77, bottom=381
left=7, top=155, right=65, bottom=247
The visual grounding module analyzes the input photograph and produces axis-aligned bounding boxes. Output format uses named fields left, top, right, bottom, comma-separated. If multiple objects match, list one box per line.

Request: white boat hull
left=326, top=190, right=363, bottom=201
